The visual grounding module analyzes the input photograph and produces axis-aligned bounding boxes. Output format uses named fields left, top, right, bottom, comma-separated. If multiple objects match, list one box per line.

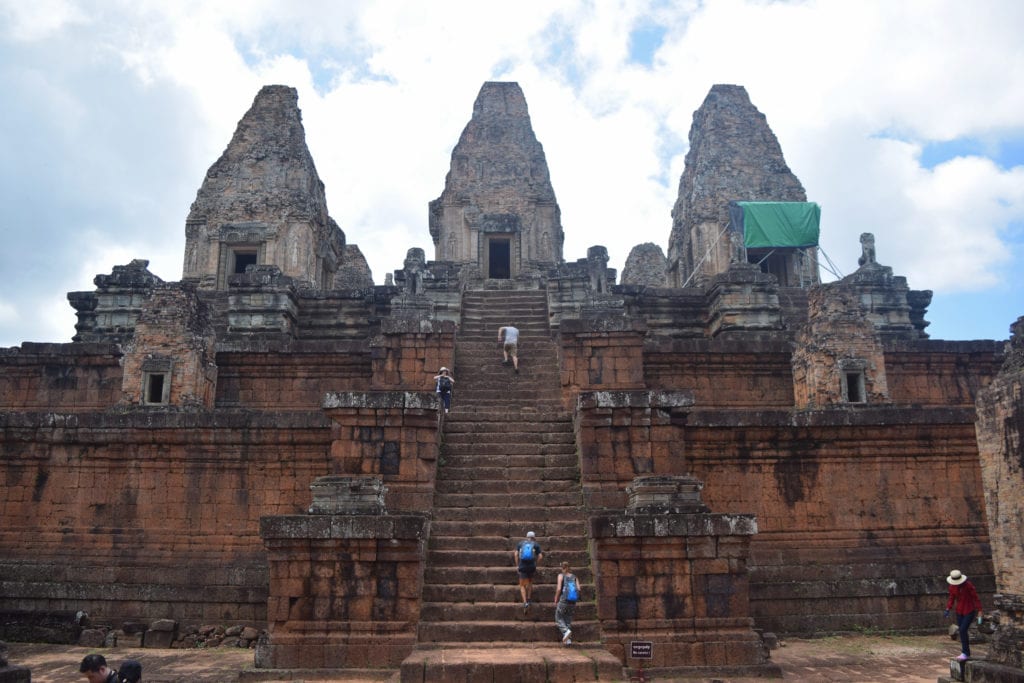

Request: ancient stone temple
left=667, top=84, right=815, bottom=288
left=183, top=85, right=369, bottom=292
left=429, top=81, right=564, bottom=280
left=0, top=81, right=1017, bottom=681
left=974, top=318, right=1024, bottom=680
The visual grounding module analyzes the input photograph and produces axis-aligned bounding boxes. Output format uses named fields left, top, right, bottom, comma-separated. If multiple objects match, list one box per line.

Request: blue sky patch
left=539, top=20, right=582, bottom=88
left=927, top=287, right=1024, bottom=340
left=628, top=23, right=667, bottom=66
left=919, top=134, right=1024, bottom=170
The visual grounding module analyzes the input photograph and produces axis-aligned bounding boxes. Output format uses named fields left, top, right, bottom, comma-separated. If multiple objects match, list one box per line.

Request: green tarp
left=729, top=201, right=820, bottom=248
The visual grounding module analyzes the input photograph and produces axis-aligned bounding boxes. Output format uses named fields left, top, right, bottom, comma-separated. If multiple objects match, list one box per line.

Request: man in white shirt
left=498, top=325, right=520, bottom=373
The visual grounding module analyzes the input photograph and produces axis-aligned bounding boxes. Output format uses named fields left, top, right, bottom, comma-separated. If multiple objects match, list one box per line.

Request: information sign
left=629, top=641, right=653, bottom=659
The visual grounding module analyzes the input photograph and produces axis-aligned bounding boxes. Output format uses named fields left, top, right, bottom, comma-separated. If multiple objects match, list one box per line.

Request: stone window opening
left=141, top=358, right=172, bottom=405
left=217, top=242, right=263, bottom=289
left=143, top=371, right=169, bottom=405
left=232, top=249, right=258, bottom=274
left=842, top=370, right=866, bottom=404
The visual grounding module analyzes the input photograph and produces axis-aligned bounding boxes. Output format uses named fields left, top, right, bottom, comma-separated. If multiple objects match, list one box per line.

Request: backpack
left=564, top=575, right=579, bottom=602
left=118, top=660, right=142, bottom=683
left=520, top=541, right=535, bottom=562
left=438, top=376, right=453, bottom=392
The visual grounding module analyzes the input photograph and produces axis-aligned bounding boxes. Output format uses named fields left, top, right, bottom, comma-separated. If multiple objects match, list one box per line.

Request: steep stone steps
left=444, top=417, right=570, bottom=429
left=458, top=326, right=551, bottom=340
left=420, top=578, right=591, bottom=604
left=441, top=429, right=574, bottom=444
left=428, top=534, right=587, bottom=552
left=400, top=646, right=624, bottom=682
left=420, top=600, right=597, bottom=622
left=436, top=453, right=576, bottom=469
left=446, top=405, right=569, bottom=417
left=426, top=548, right=590, bottom=568
left=424, top=566, right=593, bottom=586
left=435, top=466, right=580, bottom=482
left=439, top=442, right=574, bottom=456
left=404, top=287, right=617, bottom=681
left=432, top=491, right=581, bottom=508
left=434, top=478, right=579, bottom=494
left=446, top=397, right=564, bottom=410
left=416, top=620, right=601, bottom=644
left=443, top=414, right=571, bottom=426
left=430, top=507, right=585, bottom=524
left=430, top=520, right=587, bottom=537
left=440, top=434, right=573, bottom=445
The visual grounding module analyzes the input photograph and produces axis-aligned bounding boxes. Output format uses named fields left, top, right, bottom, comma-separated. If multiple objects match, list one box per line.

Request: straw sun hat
left=946, top=569, right=967, bottom=585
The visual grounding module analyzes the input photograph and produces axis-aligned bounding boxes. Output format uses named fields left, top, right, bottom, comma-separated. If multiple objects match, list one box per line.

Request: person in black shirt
left=514, top=530, right=543, bottom=610
left=79, top=654, right=118, bottom=683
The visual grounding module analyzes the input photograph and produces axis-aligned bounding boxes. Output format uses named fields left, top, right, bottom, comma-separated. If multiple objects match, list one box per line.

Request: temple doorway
left=488, top=238, right=511, bottom=279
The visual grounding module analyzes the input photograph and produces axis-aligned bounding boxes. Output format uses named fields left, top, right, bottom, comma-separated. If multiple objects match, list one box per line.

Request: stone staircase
left=401, top=289, right=623, bottom=681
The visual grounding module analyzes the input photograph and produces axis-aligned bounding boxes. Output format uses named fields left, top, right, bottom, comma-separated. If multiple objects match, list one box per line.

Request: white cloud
left=0, top=300, right=17, bottom=326
left=0, top=0, right=88, bottom=42
left=1, top=0, right=1022, bottom=347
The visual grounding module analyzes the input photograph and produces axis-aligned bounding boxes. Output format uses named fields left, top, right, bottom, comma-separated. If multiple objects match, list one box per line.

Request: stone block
left=117, top=632, right=143, bottom=648
left=143, top=629, right=174, bottom=648
left=77, top=628, right=106, bottom=647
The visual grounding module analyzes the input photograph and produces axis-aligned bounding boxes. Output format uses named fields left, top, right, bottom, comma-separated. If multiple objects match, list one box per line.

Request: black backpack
left=438, top=376, right=453, bottom=392
left=118, top=660, right=142, bottom=683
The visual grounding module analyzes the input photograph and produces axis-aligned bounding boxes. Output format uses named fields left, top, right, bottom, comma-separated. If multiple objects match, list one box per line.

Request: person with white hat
left=944, top=569, right=983, bottom=661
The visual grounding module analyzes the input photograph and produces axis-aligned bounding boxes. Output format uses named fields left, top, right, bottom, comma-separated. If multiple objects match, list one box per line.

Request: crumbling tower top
left=183, top=85, right=346, bottom=290
left=428, top=81, right=564, bottom=280
left=666, top=84, right=813, bottom=288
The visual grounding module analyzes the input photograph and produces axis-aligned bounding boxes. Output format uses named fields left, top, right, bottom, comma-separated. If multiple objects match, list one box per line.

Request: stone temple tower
left=667, top=84, right=815, bottom=288
left=428, top=82, right=564, bottom=280
left=182, top=85, right=346, bottom=291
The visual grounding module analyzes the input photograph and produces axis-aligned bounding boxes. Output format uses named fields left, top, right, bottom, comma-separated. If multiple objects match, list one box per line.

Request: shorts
left=518, top=564, right=536, bottom=579
left=504, top=342, right=518, bottom=356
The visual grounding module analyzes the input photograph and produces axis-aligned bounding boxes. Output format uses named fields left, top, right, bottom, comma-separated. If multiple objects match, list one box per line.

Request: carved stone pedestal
left=589, top=475, right=779, bottom=678
left=249, top=476, right=429, bottom=677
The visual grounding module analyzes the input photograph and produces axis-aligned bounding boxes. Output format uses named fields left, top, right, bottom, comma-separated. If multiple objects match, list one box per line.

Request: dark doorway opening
left=489, top=239, right=511, bottom=279
left=233, top=251, right=258, bottom=274
left=145, top=373, right=166, bottom=404
left=748, top=248, right=790, bottom=285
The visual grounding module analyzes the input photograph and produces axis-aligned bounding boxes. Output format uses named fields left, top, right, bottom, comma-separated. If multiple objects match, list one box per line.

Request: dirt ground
left=5, top=633, right=979, bottom=682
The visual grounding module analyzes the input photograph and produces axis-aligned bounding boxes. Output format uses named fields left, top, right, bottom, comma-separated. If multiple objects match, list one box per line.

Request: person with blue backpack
left=554, top=561, right=579, bottom=646
left=514, top=530, right=543, bottom=610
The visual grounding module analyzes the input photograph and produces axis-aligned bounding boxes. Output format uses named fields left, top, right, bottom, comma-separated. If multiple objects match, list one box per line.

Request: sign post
left=629, top=641, right=653, bottom=682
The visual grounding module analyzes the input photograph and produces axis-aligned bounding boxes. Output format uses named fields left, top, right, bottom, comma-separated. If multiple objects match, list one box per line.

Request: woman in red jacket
left=945, top=569, right=983, bottom=661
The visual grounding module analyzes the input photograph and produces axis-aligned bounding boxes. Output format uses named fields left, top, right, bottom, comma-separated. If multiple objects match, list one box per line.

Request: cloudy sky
left=1, top=0, right=1022, bottom=347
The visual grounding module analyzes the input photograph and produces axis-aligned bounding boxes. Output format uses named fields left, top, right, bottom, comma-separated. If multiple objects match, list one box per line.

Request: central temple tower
left=428, top=82, right=564, bottom=280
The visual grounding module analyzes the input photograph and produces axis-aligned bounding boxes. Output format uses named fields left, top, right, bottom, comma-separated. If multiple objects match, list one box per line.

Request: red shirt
left=946, top=581, right=982, bottom=615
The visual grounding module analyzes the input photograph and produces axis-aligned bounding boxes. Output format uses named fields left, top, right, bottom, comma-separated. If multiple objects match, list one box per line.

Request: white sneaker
left=562, top=629, right=572, bottom=644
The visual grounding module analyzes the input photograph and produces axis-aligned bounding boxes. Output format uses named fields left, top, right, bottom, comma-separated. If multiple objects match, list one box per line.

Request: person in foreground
left=79, top=654, right=142, bottom=683
left=79, top=654, right=119, bottom=683
left=554, top=561, right=580, bottom=646
left=944, top=569, right=982, bottom=661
